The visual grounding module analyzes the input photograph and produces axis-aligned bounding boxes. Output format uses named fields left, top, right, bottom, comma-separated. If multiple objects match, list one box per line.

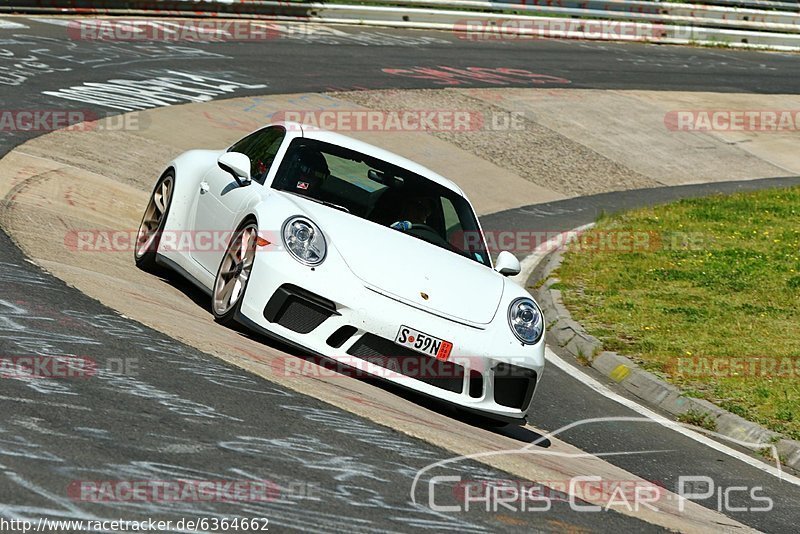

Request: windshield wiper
left=284, top=191, right=350, bottom=213
left=320, top=200, right=350, bottom=213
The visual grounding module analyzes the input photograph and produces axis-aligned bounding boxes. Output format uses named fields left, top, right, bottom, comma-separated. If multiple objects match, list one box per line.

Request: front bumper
left=239, top=245, right=545, bottom=421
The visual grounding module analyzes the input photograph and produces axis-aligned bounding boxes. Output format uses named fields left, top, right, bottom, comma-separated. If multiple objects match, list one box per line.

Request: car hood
left=280, top=192, right=504, bottom=325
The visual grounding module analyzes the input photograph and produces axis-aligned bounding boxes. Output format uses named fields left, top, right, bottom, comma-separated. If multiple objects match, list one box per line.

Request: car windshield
left=271, top=138, right=491, bottom=267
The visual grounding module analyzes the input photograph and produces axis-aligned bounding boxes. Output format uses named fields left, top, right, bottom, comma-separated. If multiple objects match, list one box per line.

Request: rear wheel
left=134, top=172, right=174, bottom=272
left=212, top=220, right=258, bottom=326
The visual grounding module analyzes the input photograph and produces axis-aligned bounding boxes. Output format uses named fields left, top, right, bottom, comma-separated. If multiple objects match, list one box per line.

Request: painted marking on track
left=26, top=18, right=72, bottom=27
left=42, top=71, right=267, bottom=111
left=544, top=347, right=800, bottom=486
left=0, top=395, right=92, bottom=411
left=508, top=222, right=593, bottom=287
left=383, top=66, right=571, bottom=86
left=515, top=225, right=800, bottom=486
left=0, top=20, right=28, bottom=30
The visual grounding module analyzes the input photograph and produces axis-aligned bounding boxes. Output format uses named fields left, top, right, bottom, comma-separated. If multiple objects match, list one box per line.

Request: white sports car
left=135, top=121, right=545, bottom=424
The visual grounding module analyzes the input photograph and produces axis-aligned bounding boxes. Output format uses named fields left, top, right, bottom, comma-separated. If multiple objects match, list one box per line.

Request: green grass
left=676, top=409, right=717, bottom=432
left=556, top=186, right=800, bottom=439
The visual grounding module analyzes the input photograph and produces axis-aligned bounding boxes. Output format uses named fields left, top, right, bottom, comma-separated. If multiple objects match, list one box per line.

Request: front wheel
left=134, top=172, right=174, bottom=272
left=455, top=408, right=514, bottom=429
left=212, top=220, right=258, bottom=326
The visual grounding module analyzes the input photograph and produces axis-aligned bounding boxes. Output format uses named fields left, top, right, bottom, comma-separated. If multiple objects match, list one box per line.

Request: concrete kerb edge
left=528, top=237, right=800, bottom=472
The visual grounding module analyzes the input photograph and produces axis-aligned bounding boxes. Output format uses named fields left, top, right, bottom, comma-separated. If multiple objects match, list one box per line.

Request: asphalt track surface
left=1, top=16, right=800, bottom=532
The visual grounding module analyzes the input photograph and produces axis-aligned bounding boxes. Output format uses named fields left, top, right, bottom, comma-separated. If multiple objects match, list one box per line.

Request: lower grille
left=347, top=333, right=464, bottom=393
left=468, top=370, right=484, bottom=398
left=493, top=363, right=537, bottom=410
left=264, top=284, right=337, bottom=334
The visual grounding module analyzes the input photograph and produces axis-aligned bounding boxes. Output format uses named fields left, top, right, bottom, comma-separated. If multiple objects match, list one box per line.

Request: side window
left=228, top=126, right=285, bottom=184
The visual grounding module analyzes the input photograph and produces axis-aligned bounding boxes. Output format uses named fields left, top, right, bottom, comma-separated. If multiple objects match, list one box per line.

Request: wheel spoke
left=136, top=236, right=152, bottom=254
left=238, top=230, right=251, bottom=260
left=223, top=250, right=239, bottom=273
left=214, top=224, right=258, bottom=316
left=230, top=233, right=242, bottom=260
left=135, top=177, right=172, bottom=260
left=229, top=279, right=243, bottom=304
left=220, top=266, right=238, bottom=277
left=154, top=193, right=166, bottom=214
left=161, top=180, right=170, bottom=206
left=218, top=277, right=235, bottom=305
left=243, top=246, right=255, bottom=266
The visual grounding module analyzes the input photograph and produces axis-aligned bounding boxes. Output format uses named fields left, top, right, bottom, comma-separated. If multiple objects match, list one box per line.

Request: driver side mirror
left=218, top=152, right=252, bottom=187
left=494, top=250, right=521, bottom=276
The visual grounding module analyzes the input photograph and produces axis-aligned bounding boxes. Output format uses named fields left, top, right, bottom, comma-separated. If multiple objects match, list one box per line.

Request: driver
left=391, top=196, right=434, bottom=231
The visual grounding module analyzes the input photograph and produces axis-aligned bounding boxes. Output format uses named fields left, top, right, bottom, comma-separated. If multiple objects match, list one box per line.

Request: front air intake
left=493, top=363, right=537, bottom=410
left=264, top=284, right=338, bottom=334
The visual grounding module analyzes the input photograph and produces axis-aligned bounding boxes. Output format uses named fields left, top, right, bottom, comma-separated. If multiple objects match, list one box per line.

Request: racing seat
left=369, top=188, right=405, bottom=226
left=291, top=146, right=330, bottom=197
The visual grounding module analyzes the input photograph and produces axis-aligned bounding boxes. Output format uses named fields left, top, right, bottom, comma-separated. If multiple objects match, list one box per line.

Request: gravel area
left=334, top=88, right=659, bottom=197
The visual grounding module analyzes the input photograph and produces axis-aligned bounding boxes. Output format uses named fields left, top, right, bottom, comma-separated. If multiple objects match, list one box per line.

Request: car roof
left=274, top=121, right=466, bottom=197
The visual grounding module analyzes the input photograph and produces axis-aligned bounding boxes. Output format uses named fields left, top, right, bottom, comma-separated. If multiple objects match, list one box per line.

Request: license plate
left=395, top=326, right=453, bottom=361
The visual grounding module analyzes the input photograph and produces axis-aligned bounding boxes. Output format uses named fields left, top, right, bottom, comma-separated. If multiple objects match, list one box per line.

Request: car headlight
left=282, top=217, right=326, bottom=266
left=508, top=298, right=543, bottom=344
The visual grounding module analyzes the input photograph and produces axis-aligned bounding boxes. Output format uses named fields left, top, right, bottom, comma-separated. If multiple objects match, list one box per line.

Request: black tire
left=134, top=171, right=175, bottom=273
left=456, top=409, right=514, bottom=429
left=212, top=218, right=259, bottom=327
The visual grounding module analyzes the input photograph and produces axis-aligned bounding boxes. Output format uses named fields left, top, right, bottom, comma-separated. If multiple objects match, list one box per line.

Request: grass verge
left=555, top=186, right=800, bottom=439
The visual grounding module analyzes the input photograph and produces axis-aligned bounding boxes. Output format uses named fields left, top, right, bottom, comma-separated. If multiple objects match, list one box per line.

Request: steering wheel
left=409, top=223, right=440, bottom=235
left=409, top=223, right=452, bottom=246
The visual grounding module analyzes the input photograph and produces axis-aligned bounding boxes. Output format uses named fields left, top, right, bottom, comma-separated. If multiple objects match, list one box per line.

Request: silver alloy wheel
left=213, top=224, right=257, bottom=316
left=135, top=175, right=173, bottom=259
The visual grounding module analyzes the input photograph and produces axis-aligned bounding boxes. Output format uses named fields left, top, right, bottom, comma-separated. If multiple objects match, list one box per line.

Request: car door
left=191, top=126, right=286, bottom=273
